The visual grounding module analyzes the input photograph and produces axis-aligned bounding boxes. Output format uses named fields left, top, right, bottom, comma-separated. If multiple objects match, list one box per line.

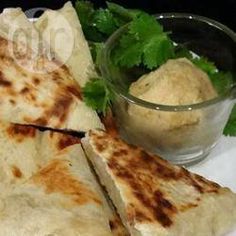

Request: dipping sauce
left=129, top=58, right=217, bottom=131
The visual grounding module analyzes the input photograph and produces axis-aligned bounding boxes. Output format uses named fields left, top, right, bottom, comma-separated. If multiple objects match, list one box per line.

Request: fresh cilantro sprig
left=112, top=13, right=175, bottom=69
left=75, top=1, right=143, bottom=42
left=82, top=78, right=114, bottom=114
left=191, top=57, right=217, bottom=75
left=75, top=1, right=104, bottom=41
left=89, top=42, right=104, bottom=67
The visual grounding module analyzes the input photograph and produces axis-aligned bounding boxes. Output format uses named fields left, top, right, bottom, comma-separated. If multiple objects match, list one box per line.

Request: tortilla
left=0, top=33, right=103, bottom=132
left=0, top=143, right=112, bottom=236
left=82, top=130, right=236, bottom=236
left=0, top=121, right=127, bottom=235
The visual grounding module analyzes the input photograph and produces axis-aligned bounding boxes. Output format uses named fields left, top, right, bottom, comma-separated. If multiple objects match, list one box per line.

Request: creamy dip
left=128, top=58, right=217, bottom=131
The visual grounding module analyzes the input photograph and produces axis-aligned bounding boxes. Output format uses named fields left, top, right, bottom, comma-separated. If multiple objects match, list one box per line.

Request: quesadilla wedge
left=82, top=130, right=236, bottom=236
left=0, top=121, right=127, bottom=235
left=0, top=144, right=113, bottom=236
left=0, top=121, right=82, bottom=186
left=35, top=1, right=97, bottom=87
left=0, top=32, right=103, bottom=132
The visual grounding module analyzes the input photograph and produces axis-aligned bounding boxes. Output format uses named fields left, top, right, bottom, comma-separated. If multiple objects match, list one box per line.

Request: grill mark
left=7, top=124, right=36, bottom=142
left=20, top=87, right=29, bottom=94
left=33, top=77, right=40, bottom=85
left=108, top=156, right=177, bottom=227
left=34, top=117, right=48, bottom=126
left=49, top=95, right=73, bottom=123
left=0, top=71, right=12, bottom=87
left=9, top=99, right=16, bottom=105
left=57, top=134, right=81, bottom=150
left=24, top=90, right=73, bottom=127
left=180, top=168, right=207, bottom=194
left=12, top=165, right=23, bottom=178
left=66, top=85, right=82, bottom=100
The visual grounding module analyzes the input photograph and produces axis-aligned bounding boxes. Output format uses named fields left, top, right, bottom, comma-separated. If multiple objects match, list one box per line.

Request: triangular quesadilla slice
left=0, top=121, right=82, bottom=186
left=82, top=130, right=236, bottom=236
left=0, top=144, right=113, bottom=236
left=0, top=33, right=103, bottom=132
left=0, top=121, right=127, bottom=235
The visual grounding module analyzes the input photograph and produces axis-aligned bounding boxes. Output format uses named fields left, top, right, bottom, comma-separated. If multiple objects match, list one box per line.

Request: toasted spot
left=9, top=99, right=16, bottom=105
left=7, top=124, right=36, bottom=142
left=32, top=159, right=102, bottom=205
left=48, top=95, right=73, bottom=123
left=0, top=71, right=12, bottom=87
left=33, top=77, right=40, bottom=85
left=52, top=72, right=60, bottom=82
left=29, top=93, right=36, bottom=101
left=66, top=85, right=82, bottom=100
left=24, top=92, right=72, bottom=127
left=57, top=134, right=81, bottom=150
left=20, top=87, right=29, bottom=94
left=12, top=165, right=23, bottom=178
left=32, top=117, right=48, bottom=126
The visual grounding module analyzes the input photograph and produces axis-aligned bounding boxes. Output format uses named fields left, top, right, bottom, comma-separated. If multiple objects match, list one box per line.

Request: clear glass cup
left=100, top=13, right=236, bottom=166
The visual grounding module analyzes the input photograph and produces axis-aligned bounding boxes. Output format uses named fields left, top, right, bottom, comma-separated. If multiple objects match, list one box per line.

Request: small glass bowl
left=100, top=13, right=236, bottom=166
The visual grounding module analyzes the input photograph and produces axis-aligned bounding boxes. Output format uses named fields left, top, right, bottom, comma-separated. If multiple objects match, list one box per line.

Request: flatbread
left=0, top=7, right=103, bottom=132
left=0, top=34, right=103, bottom=132
left=0, top=122, right=127, bottom=235
left=0, top=144, right=112, bottom=236
left=0, top=122, right=80, bottom=186
left=82, top=130, right=236, bottom=236
left=35, top=1, right=97, bottom=87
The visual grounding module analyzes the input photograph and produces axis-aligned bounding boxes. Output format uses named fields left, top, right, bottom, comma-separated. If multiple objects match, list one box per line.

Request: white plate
left=188, top=136, right=236, bottom=236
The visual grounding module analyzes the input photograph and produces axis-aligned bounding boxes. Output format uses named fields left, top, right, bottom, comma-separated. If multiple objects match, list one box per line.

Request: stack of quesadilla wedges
left=0, top=2, right=234, bottom=236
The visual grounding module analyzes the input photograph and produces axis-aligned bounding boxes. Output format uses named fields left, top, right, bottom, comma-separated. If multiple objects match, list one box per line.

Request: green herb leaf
left=113, top=34, right=143, bottom=67
left=82, top=78, right=113, bottom=114
left=224, top=105, right=236, bottom=136
left=75, top=1, right=141, bottom=42
left=173, top=45, right=193, bottom=59
left=93, top=9, right=118, bottom=36
left=89, top=42, right=104, bottom=67
left=191, top=57, right=217, bottom=75
left=143, top=36, right=174, bottom=69
left=129, top=13, right=163, bottom=38
left=75, top=1, right=104, bottom=41
left=209, top=71, right=233, bottom=95
left=113, top=13, right=174, bottom=69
